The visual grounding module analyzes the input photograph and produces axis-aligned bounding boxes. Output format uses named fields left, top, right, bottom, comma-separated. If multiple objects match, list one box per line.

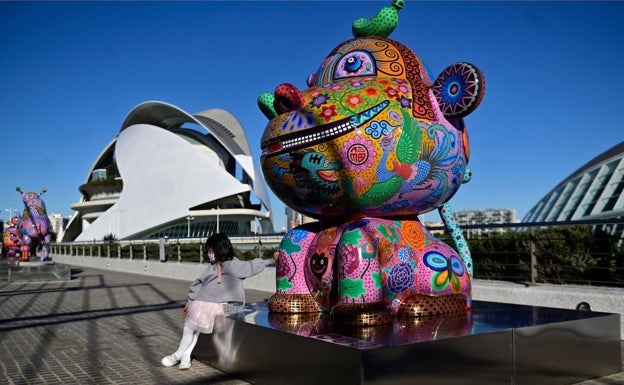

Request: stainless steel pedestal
left=194, top=301, right=621, bottom=385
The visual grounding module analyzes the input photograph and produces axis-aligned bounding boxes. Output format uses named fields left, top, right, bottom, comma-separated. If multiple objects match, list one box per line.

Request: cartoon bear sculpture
left=15, top=187, right=53, bottom=262
left=258, top=0, right=485, bottom=326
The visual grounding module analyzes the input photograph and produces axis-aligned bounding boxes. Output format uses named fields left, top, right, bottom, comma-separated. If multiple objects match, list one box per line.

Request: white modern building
left=62, top=101, right=273, bottom=241
left=48, top=213, right=70, bottom=241
left=523, top=142, right=624, bottom=223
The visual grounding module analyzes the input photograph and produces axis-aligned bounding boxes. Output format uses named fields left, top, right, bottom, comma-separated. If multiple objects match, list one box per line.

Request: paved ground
left=0, top=266, right=622, bottom=385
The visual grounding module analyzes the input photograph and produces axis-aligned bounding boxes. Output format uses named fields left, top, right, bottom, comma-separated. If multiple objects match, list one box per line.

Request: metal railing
left=429, top=218, right=624, bottom=287
left=47, top=219, right=624, bottom=288
left=50, top=235, right=281, bottom=264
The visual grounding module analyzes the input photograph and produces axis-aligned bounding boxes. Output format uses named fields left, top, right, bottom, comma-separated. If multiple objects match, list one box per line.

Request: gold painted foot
left=268, top=292, right=323, bottom=313
left=397, top=294, right=467, bottom=318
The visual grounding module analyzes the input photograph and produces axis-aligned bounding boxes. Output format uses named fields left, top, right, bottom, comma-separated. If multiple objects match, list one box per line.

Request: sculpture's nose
left=273, top=83, right=306, bottom=115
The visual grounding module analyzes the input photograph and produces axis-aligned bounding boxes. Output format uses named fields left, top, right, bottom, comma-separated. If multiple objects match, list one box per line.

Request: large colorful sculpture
left=10, top=187, right=53, bottom=262
left=258, top=0, right=485, bottom=326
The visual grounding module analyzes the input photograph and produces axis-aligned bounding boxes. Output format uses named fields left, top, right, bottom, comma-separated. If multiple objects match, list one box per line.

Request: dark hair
left=205, top=233, right=234, bottom=263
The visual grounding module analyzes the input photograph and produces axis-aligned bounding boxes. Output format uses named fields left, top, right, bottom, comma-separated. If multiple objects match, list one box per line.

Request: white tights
left=174, top=326, right=200, bottom=358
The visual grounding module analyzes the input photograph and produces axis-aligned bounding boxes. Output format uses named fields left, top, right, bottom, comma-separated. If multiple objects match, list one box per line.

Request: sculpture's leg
left=397, top=220, right=471, bottom=317
left=330, top=219, right=392, bottom=326
left=20, top=245, right=30, bottom=262
left=40, top=234, right=52, bottom=261
left=40, top=245, right=50, bottom=261
left=268, top=224, right=324, bottom=313
left=20, top=234, right=32, bottom=261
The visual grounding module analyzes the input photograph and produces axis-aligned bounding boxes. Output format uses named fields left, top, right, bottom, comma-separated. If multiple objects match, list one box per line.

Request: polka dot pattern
left=268, top=293, right=322, bottom=313
left=397, top=294, right=467, bottom=317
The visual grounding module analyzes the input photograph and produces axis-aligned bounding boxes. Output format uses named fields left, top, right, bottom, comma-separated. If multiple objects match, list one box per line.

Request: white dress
left=184, top=300, right=224, bottom=334
left=185, top=258, right=270, bottom=333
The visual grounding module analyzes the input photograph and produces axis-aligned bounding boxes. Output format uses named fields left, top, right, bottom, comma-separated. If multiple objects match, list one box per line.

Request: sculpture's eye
left=345, top=56, right=362, bottom=72
left=334, top=51, right=375, bottom=80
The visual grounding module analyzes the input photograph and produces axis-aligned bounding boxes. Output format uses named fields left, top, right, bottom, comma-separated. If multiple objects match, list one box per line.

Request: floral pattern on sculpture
left=387, top=263, right=415, bottom=293
left=260, top=0, right=485, bottom=325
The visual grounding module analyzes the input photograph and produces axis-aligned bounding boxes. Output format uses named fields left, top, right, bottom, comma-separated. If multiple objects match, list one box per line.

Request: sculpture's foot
left=330, top=302, right=392, bottom=327
left=397, top=294, right=467, bottom=318
left=268, top=292, right=323, bottom=313
left=268, top=312, right=323, bottom=328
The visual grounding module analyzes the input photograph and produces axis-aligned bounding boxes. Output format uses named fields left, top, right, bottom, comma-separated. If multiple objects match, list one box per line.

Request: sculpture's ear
left=258, top=93, right=277, bottom=120
left=432, top=62, right=485, bottom=119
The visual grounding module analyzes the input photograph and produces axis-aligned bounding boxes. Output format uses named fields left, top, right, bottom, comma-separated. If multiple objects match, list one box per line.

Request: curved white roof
left=71, top=101, right=272, bottom=241
left=120, top=101, right=271, bottom=213
left=524, top=142, right=624, bottom=222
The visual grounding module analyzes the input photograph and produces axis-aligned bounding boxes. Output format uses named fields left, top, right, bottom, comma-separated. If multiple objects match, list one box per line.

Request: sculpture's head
left=16, top=187, right=48, bottom=216
left=9, top=216, right=20, bottom=227
left=258, top=0, right=484, bottom=222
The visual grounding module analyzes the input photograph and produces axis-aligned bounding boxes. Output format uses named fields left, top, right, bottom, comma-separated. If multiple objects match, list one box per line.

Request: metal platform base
left=0, top=259, right=71, bottom=282
left=194, top=301, right=621, bottom=385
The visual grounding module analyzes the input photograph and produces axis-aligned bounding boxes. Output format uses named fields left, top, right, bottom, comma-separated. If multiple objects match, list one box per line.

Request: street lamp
left=186, top=215, right=195, bottom=238
left=5, top=208, right=15, bottom=220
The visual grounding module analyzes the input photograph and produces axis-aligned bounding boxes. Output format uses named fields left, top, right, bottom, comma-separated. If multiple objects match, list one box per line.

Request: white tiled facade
left=524, top=142, right=624, bottom=222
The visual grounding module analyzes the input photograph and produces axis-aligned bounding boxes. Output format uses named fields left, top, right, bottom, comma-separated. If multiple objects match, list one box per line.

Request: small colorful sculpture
left=15, top=187, right=53, bottom=261
left=258, top=0, right=485, bottom=326
left=2, top=215, right=23, bottom=260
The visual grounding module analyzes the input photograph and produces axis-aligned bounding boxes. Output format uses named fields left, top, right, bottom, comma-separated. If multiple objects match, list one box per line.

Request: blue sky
left=1, top=1, right=623, bottom=232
